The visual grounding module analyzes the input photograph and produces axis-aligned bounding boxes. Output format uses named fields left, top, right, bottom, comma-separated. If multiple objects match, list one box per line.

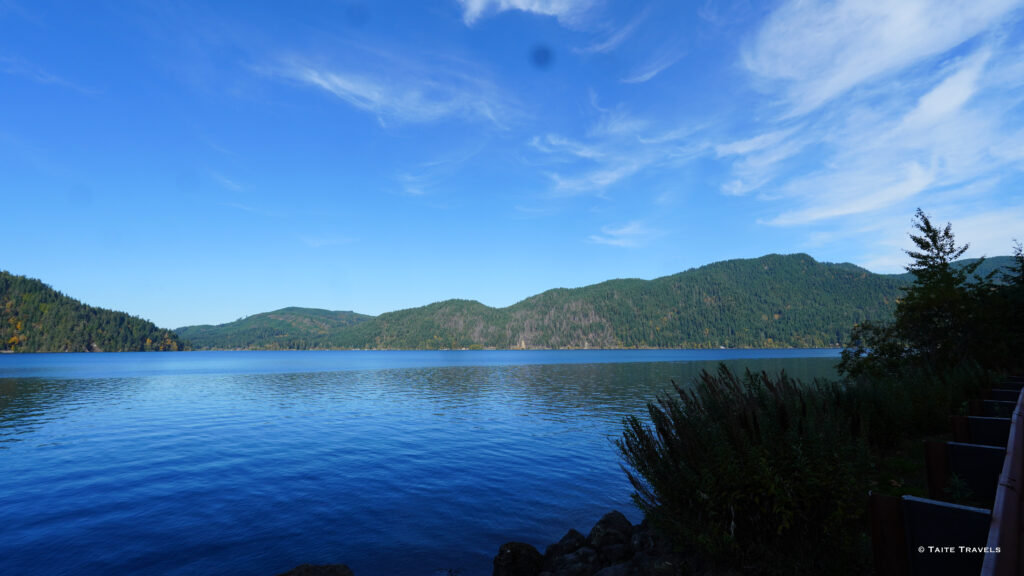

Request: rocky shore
left=278, top=510, right=694, bottom=576
left=492, top=511, right=689, bottom=576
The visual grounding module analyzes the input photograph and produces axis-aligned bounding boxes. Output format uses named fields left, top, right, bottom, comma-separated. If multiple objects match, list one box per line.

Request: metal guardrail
left=981, top=386, right=1024, bottom=576
left=870, top=378, right=1024, bottom=575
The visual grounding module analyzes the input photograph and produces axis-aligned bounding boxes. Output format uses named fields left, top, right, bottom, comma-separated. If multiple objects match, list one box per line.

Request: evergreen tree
left=840, top=209, right=1021, bottom=376
left=898, top=208, right=984, bottom=367
left=0, top=271, right=185, bottom=353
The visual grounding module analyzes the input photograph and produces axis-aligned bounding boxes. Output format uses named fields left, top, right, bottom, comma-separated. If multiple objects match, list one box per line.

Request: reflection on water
left=0, top=351, right=838, bottom=576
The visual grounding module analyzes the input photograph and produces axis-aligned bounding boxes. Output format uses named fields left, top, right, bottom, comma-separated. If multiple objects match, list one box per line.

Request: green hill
left=7, top=254, right=1015, bottom=353
left=183, top=253, right=1017, bottom=350
left=331, top=253, right=905, bottom=349
left=892, top=256, right=1016, bottom=284
left=175, top=307, right=371, bottom=350
left=0, top=271, right=184, bottom=353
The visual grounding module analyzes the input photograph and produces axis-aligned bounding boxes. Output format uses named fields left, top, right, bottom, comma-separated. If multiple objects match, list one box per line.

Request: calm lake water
left=0, top=349, right=840, bottom=576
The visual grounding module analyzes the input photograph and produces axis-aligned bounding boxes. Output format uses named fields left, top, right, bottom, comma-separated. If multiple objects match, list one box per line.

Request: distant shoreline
left=0, top=346, right=844, bottom=355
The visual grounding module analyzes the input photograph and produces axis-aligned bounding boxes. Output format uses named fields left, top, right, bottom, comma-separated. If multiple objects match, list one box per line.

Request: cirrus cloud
left=456, top=0, right=596, bottom=26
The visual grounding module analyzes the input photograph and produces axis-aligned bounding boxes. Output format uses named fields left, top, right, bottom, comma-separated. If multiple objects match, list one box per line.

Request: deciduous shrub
left=618, top=365, right=870, bottom=575
left=847, top=360, right=991, bottom=450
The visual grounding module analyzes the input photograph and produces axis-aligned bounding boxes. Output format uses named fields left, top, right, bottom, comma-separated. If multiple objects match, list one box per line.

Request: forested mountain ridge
left=176, top=307, right=371, bottom=350
left=181, top=253, right=1017, bottom=350
left=331, top=253, right=906, bottom=349
left=0, top=271, right=184, bottom=353
left=8, top=254, right=1010, bottom=353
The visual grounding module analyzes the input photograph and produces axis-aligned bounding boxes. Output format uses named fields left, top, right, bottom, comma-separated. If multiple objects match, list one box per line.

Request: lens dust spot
left=530, top=45, right=554, bottom=69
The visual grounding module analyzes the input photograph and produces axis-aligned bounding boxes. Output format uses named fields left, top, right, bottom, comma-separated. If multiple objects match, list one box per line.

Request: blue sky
left=3, top=0, right=1024, bottom=329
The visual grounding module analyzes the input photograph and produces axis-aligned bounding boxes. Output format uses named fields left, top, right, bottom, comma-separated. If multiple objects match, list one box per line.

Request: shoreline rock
left=494, top=511, right=690, bottom=576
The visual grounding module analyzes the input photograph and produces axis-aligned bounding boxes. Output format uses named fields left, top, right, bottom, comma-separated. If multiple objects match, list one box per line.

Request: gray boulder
left=494, top=541, right=544, bottom=576
left=588, top=511, right=635, bottom=564
left=588, top=511, right=633, bottom=549
left=546, top=545, right=599, bottom=576
left=545, top=529, right=587, bottom=561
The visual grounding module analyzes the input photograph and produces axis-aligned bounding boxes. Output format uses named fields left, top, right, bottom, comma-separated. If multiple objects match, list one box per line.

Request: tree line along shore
left=4, top=250, right=1013, bottom=353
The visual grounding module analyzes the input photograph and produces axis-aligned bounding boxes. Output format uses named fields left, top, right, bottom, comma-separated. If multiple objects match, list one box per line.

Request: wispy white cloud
left=742, top=0, right=1023, bottom=117
left=587, top=220, right=657, bottom=247
left=715, top=127, right=797, bottom=157
left=394, top=174, right=429, bottom=196
left=530, top=104, right=704, bottom=197
left=720, top=177, right=769, bottom=197
left=549, top=162, right=644, bottom=195
left=718, top=4, right=1024, bottom=227
left=211, top=172, right=243, bottom=192
left=716, top=127, right=808, bottom=196
left=575, top=7, right=649, bottom=54
left=534, top=124, right=650, bottom=196
left=531, top=134, right=606, bottom=160
left=750, top=44, right=1023, bottom=226
left=263, top=50, right=517, bottom=127
left=621, top=48, right=684, bottom=84
left=393, top=145, right=485, bottom=196
left=767, top=162, right=935, bottom=226
left=0, top=55, right=99, bottom=94
left=457, top=0, right=596, bottom=26
left=943, top=206, right=1024, bottom=257
left=586, top=107, right=648, bottom=137
left=897, top=48, right=990, bottom=132
left=712, top=1, right=1024, bottom=268
left=288, top=65, right=505, bottom=125
left=992, top=127, right=1024, bottom=162
left=637, top=123, right=707, bottom=145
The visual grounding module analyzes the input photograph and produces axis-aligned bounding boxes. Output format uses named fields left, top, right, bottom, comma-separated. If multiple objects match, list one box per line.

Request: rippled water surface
left=0, top=350, right=839, bottom=575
